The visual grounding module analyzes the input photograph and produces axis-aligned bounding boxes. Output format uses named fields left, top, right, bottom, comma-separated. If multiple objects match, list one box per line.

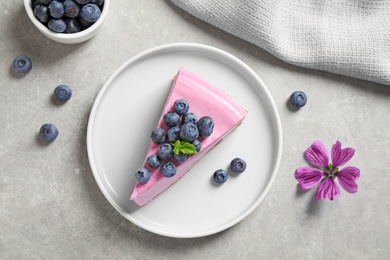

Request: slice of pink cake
left=130, top=67, right=247, bottom=206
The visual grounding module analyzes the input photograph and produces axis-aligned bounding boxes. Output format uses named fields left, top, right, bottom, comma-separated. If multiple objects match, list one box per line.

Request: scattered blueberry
left=54, top=84, right=72, bottom=102
left=80, top=3, right=101, bottom=22
left=63, top=0, right=81, bottom=18
left=289, top=91, right=307, bottom=107
left=197, top=116, right=214, bottom=137
left=213, top=169, right=228, bottom=184
left=39, top=123, right=59, bottom=143
left=160, top=162, right=177, bottom=178
left=150, top=128, right=166, bottom=144
left=147, top=155, right=161, bottom=169
left=135, top=168, right=150, bottom=184
left=179, top=123, right=199, bottom=142
left=182, top=112, right=198, bottom=125
left=174, top=99, right=189, bottom=115
left=158, top=143, right=173, bottom=160
left=48, top=1, right=65, bottom=19
left=192, top=139, right=201, bottom=152
left=167, top=126, right=180, bottom=142
left=12, top=55, right=32, bottom=76
left=163, top=112, right=180, bottom=127
left=34, top=5, right=50, bottom=23
left=48, top=19, right=67, bottom=32
left=173, top=152, right=188, bottom=163
left=230, top=158, right=247, bottom=174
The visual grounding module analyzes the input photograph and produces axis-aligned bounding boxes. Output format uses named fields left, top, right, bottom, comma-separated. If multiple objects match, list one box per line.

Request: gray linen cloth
left=171, top=0, right=390, bottom=85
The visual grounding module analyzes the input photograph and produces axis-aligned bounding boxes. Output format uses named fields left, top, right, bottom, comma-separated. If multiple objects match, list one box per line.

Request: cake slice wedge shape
left=130, top=67, right=248, bottom=206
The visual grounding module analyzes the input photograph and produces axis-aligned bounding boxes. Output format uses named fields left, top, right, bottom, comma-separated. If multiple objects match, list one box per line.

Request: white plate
left=87, top=43, right=282, bottom=238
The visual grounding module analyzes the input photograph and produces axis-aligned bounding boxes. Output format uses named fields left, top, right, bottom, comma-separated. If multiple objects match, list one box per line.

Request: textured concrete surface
left=1, top=1, right=389, bottom=259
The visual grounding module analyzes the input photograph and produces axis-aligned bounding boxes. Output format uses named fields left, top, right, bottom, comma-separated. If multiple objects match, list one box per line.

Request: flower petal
left=295, top=167, right=324, bottom=190
left=337, top=166, right=360, bottom=193
left=331, top=141, right=355, bottom=168
left=315, top=178, right=340, bottom=201
left=305, top=140, right=330, bottom=168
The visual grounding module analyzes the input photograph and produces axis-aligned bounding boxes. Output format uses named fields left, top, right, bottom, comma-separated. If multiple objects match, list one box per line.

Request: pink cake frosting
left=130, top=67, right=247, bottom=206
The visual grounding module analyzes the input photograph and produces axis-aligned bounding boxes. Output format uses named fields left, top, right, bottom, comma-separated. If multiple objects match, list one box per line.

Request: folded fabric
left=171, top=0, right=390, bottom=85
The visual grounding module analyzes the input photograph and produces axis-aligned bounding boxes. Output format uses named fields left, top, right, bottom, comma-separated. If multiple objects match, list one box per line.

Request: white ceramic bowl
left=24, top=0, right=109, bottom=44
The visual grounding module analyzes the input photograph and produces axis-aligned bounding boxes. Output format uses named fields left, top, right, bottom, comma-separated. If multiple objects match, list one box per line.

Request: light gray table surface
left=1, top=1, right=389, bottom=259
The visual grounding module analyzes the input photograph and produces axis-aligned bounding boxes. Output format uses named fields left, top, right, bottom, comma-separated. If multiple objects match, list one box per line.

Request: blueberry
left=63, top=0, right=80, bottom=18
left=91, top=0, right=104, bottom=6
left=174, top=99, right=189, bottom=115
left=160, top=162, right=177, bottom=178
left=230, top=158, right=247, bottom=174
left=192, top=139, right=201, bottom=153
left=75, top=0, right=91, bottom=4
left=12, top=55, right=32, bottom=76
left=39, top=123, right=59, bottom=143
left=150, top=128, right=166, bottom=144
left=289, top=91, right=307, bottom=107
left=34, top=5, right=50, bottom=23
left=213, top=169, right=228, bottom=184
left=48, top=1, right=64, bottom=18
left=48, top=19, right=66, bottom=32
left=32, top=0, right=42, bottom=9
left=158, top=143, right=173, bottom=160
left=197, top=116, right=214, bottom=137
left=80, top=3, right=101, bottom=22
left=173, top=152, right=188, bottom=163
left=163, top=112, right=180, bottom=127
left=147, top=155, right=161, bottom=169
left=64, top=18, right=81, bottom=33
left=54, top=84, right=72, bottom=102
left=35, top=0, right=52, bottom=4
left=78, top=15, right=93, bottom=29
left=182, top=112, right=198, bottom=125
left=135, top=168, right=150, bottom=184
left=179, top=123, right=199, bottom=142
left=167, top=126, right=180, bottom=142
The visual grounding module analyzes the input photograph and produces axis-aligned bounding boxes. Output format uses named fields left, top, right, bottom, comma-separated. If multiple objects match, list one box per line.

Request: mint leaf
left=180, top=142, right=197, bottom=154
left=171, top=140, right=198, bottom=155
left=172, top=140, right=181, bottom=155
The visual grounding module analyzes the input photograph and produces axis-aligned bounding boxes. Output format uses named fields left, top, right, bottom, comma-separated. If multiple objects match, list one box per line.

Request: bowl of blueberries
left=24, top=0, right=109, bottom=44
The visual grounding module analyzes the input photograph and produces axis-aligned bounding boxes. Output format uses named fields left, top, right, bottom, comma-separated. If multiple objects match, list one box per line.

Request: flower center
left=323, top=164, right=339, bottom=179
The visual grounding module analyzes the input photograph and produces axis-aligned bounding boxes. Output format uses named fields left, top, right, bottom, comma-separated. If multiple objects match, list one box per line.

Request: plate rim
left=87, top=42, right=283, bottom=238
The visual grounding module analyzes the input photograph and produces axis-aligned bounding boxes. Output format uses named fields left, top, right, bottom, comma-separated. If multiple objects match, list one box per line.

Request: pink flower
left=295, top=140, right=360, bottom=201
